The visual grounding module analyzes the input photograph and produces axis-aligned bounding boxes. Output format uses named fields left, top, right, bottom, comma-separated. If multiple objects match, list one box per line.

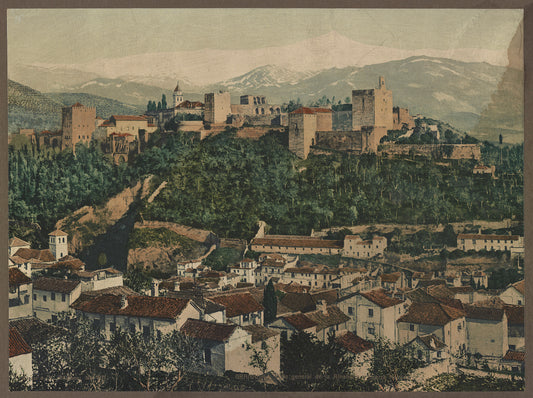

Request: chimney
left=120, top=295, right=128, bottom=309
left=316, top=299, right=328, bottom=315
left=478, top=227, right=482, bottom=234
left=151, top=280, right=160, bottom=297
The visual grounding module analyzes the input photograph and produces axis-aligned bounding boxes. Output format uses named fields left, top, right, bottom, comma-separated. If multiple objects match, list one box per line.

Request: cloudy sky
left=8, top=8, right=523, bottom=66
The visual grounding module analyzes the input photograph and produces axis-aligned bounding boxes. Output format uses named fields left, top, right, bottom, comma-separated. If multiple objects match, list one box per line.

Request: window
left=33, top=294, right=36, bottom=301
left=368, top=327, right=375, bottom=335
left=51, top=315, right=57, bottom=323
left=410, top=324, right=414, bottom=331
left=62, top=294, right=66, bottom=302
left=204, top=348, right=212, bottom=364
left=509, top=345, right=516, bottom=350
left=490, top=339, right=495, bottom=343
left=417, top=350, right=423, bottom=360
left=518, top=300, right=522, bottom=305
left=437, top=351, right=441, bottom=358
left=43, top=295, right=47, bottom=302
left=348, top=307, right=354, bottom=315
left=243, top=314, right=250, bottom=322
left=51, top=292, right=56, bottom=301
left=368, top=308, right=374, bottom=317
left=24, top=295, right=29, bottom=304
left=458, top=324, right=462, bottom=331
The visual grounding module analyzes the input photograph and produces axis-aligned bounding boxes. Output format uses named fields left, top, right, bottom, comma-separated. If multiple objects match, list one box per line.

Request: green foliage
left=203, top=247, right=242, bottom=272
left=263, top=279, right=277, bottom=324
left=8, top=144, right=133, bottom=233
left=281, top=332, right=353, bottom=389
left=369, top=338, right=421, bottom=391
left=161, top=94, right=167, bottom=110
left=97, top=252, right=108, bottom=267
left=9, top=363, right=31, bottom=391
left=127, top=227, right=196, bottom=250
left=422, top=373, right=524, bottom=391
left=487, top=267, right=523, bottom=289
left=124, top=268, right=152, bottom=293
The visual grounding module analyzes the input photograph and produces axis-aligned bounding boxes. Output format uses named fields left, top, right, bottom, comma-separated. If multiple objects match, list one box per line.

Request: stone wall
left=332, top=110, right=352, bottom=131
left=315, top=130, right=363, bottom=153
left=379, top=144, right=482, bottom=161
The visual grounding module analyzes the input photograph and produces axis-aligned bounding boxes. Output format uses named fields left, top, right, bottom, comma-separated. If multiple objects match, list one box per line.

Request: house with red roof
left=335, top=331, right=374, bottom=377
left=228, top=258, right=260, bottom=285
left=500, top=280, right=524, bottom=305
left=71, top=294, right=202, bottom=339
left=343, top=235, right=387, bottom=259
left=180, top=318, right=280, bottom=377
left=269, top=312, right=318, bottom=340
left=9, top=327, right=32, bottom=387
left=407, top=334, right=449, bottom=364
left=500, top=350, right=525, bottom=373
left=339, top=288, right=405, bottom=342
left=397, top=301, right=466, bottom=354
left=32, top=277, right=82, bottom=323
left=9, top=267, right=33, bottom=320
left=463, top=304, right=508, bottom=358
left=208, top=292, right=264, bottom=326
left=8, top=236, right=30, bottom=256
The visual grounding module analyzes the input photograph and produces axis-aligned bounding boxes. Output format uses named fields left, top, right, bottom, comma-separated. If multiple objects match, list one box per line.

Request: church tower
left=173, top=81, right=183, bottom=108
left=49, top=230, right=68, bottom=260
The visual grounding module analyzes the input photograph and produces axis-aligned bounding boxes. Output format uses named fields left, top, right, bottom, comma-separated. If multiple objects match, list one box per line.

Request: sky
left=7, top=8, right=523, bottom=66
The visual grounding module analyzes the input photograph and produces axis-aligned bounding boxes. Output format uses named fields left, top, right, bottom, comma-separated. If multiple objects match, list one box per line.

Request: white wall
left=9, top=353, right=32, bottom=387
left=33, top=284, right=81, bottom=322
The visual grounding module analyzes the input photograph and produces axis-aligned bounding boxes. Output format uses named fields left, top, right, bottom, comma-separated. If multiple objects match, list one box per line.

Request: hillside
left=7, top=79, right=146, bottom=133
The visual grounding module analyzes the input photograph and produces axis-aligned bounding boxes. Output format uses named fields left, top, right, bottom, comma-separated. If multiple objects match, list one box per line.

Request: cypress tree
left=263, top=279, right=277, bottom=324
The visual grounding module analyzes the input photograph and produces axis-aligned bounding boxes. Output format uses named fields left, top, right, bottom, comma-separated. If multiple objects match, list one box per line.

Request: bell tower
left=173, top=81, right=183, bottom=108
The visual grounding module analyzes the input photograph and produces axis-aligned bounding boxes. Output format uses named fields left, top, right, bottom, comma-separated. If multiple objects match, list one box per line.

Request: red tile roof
left=51, top=255, right=85, bottom=271
left=176, top=100, right=204, bottom=109
left=208, top=293, right=263, bottom=318
left=111, top=115, right=147, bottom=122
left=9, top=237, right=30, bottom=247
left=14, top=248, right=56, bottom=262
left=9, top=255, right=27, bottom=265
left=280, top=293, right=316, bottom=313
left=283, top=313, right=318, bottom=331
left=502, top=350, right=525, bottom=362
left=510, top=280, right=524, bottom=295
left=414, top=334, right=447, bottom=351
left=360, top=289, right=403, bottom=308
left=252, top=236, right=343, bottom=249
left=72, top=294, right=191, bottom=320
left=503, top=305, right=524, bottom=326
left=304, top=305, right=350, bottom=331
left=9, top=327, right=32, bottom=358
left=457, top=233, right=520, bottom=241
left=9, top=267, right=32, bottom=287
left=49, top=229, right=67, bottom=236
left=464, top=305, right=505, bottom=321
left=180, top=319, right=237, bottom=342
left=398, top=302, right=465, bottom=326
left=242, top=324, right=279, bottom=343
left=33, top=277, right=81, bottom=294
left=336, top=331, right=373, bottom=354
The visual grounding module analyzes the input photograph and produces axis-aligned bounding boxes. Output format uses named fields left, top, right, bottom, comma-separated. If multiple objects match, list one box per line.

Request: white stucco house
left=9, top=267, right=33, bottom=320
left=500, top=280, right=524, bottom=305
left=32, top=277, right=82, bottom=323
left=463, top=305, right=508, bottom=358
left=9, top=327, right=32, bottom=387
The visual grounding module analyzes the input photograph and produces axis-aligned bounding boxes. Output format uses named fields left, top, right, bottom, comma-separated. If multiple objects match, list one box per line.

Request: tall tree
left=263, top=279, right=277, bottom=324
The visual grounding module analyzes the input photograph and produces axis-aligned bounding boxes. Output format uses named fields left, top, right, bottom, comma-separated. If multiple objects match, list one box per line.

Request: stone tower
left=49, top=230, right=68, bottom=260
left=352, top=76, right=393, bottom=131
left=61, top=103, right=96, bottom=151
left=288, top=107, right=332, bottom=159
left=173, top=81, right=183, bottom=108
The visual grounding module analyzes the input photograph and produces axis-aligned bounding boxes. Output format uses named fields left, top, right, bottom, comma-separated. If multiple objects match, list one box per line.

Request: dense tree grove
left=9, top=130, right=523, bottom=244
left=144, top=131, right=523, bottom=239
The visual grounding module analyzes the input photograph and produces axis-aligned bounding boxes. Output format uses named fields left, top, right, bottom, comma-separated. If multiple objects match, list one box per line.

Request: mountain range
left=8, top=54, right=523, bottom=142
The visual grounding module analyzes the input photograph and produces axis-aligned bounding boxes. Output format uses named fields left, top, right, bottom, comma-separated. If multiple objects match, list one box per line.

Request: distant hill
left=7, top=79, right=145, bottom=133
left=46, top=92, right=143, bottom=117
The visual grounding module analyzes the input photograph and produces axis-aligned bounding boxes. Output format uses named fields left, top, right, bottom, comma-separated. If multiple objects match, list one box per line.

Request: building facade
left=352, top=76, right=393, bottom=131
left=61, top=103, right=96, bottom=150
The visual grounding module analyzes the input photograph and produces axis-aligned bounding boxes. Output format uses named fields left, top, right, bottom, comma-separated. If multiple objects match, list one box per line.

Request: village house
left=463, top=305, right=508, bottom=358
left=471, top=271, right=489, bottom=289
left=407, top=334, right=449, bottom=363
left=8, top=255, right=32, bottom=277
left=8, top=236, right=31, bottom=256
left=208, top=292, right=264, bottom=326
left=500, top=280, right=524, bottom=305
left=181, top=318, right=280, bottom=376
left=251, top=234, right=343, bottom=255
left=72, top=268, right=124, bottom=292
left=228, top=258, right=260, bottom=285
left=397, top=302, right=466, bottom=354
left=473, top=164, right=496, bottom=178
left=344, top=288, right=405, bottom=342
left=280, top=265, right=341, bottom=289
left=32, top=277, right=82, bottom=323
left=410, top=272, right=434, bottom=288
left=499, top=350, right=525, bottom=374
left=9, top=267, right=33, bottom=320
left=456, top=233, right=523, bottom=252
left=335, top=331, right=374, bottom=377
left=269, top=312, right=318, bottom=340
left=9, top=327, right=33, bottom=387
left=343, top=235, right=387, bottom=258
left=504, top=305, right=524, bottom=351
left=380, top=272, right=407, bottom=291
left=255, top=253, right=295, bottom=285
left=241, top=324, right=281, bottom=375
left=71, top=294, right=201, bottom=339
left=94, top=115, right=157, bottom=140
left=177, top=260, right=203, bottom=276
left=303, top=301, right=350, bottom=341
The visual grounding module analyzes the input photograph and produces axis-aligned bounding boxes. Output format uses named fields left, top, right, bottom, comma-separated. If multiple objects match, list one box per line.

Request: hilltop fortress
left=289, top=76, right=413, bottom=159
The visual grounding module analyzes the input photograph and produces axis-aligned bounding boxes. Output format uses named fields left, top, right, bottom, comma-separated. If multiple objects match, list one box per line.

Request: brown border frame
left=1, top=1, right=531, bottom=397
